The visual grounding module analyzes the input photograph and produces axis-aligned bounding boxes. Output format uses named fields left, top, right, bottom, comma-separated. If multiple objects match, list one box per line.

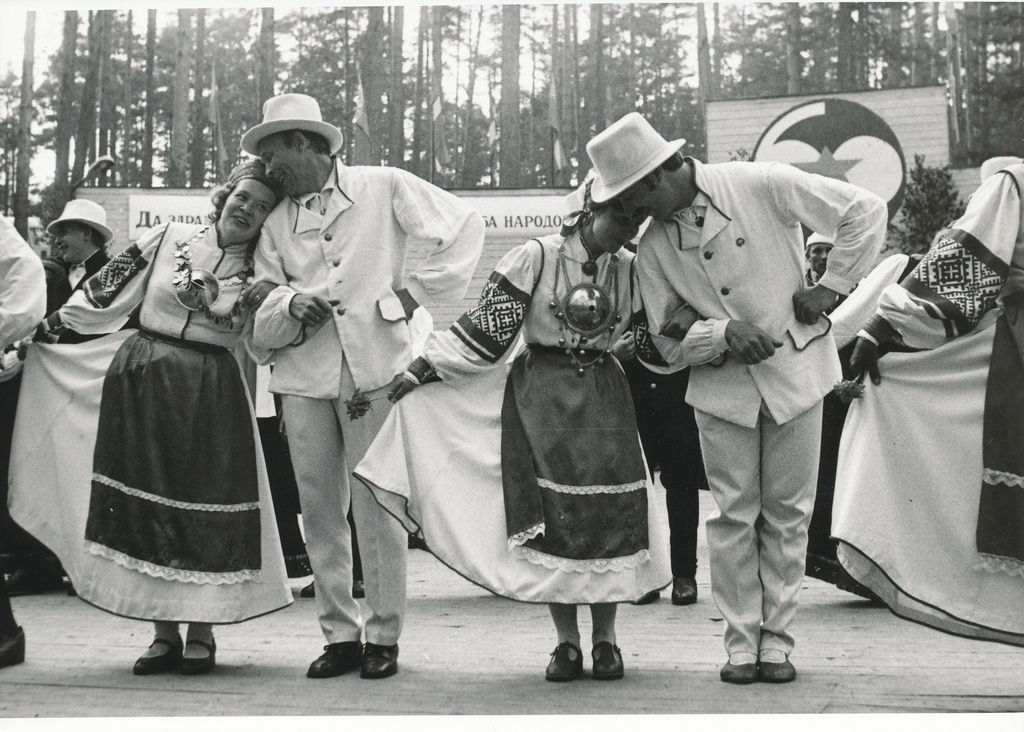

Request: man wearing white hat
left=242, top=93, right=484, bottom=680
left=587, top=113, right=886, bottom=684
left=804, top=232, right=834, bottom=287
left=42, top=199, right=115, bottom=345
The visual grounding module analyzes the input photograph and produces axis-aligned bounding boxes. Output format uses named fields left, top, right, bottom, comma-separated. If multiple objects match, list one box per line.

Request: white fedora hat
left=241, top=93, right=344, bottom=156
left=586, top=112, right=685, bottom=203
left=47, top=199, right=113, bottom=244
left=980, top=156, right=1023, bottom=182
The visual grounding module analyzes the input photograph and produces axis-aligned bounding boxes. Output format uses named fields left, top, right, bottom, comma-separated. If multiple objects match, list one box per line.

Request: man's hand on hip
left=289, top=294, right=341, bottom=328
left=792, top=284, right=839, bottom=325
left=725, top=320, right=783, bottom=365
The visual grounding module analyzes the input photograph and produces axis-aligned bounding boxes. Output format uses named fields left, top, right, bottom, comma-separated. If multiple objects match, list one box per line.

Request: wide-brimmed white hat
left=46, top=199, right=113, bottom=244
left=241, top=93, right=344, bottom=156
left=980, top=156, right=1023, bottom=182
left=586, top=112, right=685, bottom=203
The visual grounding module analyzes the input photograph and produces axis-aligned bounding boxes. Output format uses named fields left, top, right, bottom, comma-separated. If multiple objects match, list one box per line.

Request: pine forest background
left=1, top=3, right=1023, bottom=237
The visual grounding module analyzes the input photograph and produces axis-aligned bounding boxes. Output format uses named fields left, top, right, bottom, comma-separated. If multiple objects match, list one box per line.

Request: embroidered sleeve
left=867, top=171, right=1020, bottom=349
left=54, top=225, right=164, bottom=337
left=422, top=241, right=539, bottom=377
left=83, top=243, right=151, bottom=309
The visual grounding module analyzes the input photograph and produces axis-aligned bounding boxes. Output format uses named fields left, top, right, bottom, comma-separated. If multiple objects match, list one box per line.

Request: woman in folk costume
left=833, top=156, right=1024, bottom=645
left=356, top=178, right=671, bottom=682
left=33, top=159, right=291, bottom=673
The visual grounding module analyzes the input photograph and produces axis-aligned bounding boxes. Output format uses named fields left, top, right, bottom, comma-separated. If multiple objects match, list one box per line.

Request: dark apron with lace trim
left=500, top=345, right=649, bottom=570
left=84, top=329, right=261, bottom=583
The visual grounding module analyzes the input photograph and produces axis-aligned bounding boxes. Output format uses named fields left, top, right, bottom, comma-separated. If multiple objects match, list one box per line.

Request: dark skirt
left=84, top=330, right=262, bottom=584
left=501, top=346, right=649, bottom=569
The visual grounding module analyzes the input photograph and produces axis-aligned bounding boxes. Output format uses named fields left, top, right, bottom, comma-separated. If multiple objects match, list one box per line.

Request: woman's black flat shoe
left=545, top=641, right=583, bottom=682
left=180, top=638, right=216, bottom=675
left=133, top=635, right=183, bottom=675
left=592, top=641, right=624, bottom=680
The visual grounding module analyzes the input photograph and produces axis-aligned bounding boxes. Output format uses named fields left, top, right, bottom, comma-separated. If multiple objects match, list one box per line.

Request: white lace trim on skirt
left=509, top=522, right=544, bottom=547
left=976, top=552, right=1024, bottom=579
left=84, top=540, right=263, bottom=585
left=536, top=478, right=646, bottom=495
left=93, top=473, right=260, bottom=512
left=982, top=468, right=1024, bottom=489
left=509, top=545, right=651, bottom=574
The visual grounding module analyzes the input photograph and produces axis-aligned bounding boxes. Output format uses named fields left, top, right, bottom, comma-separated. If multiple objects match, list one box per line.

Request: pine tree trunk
left=53, top=10, right=78, bottom=213
left=460, top=7, right=483, bottom=187
left=498, top=4, right=521, bottom=187
left=122, top=10, right=133, bottom=188
left=837, top=4, right=855, bottom=91
left=712, top=3, right=722, bottom=92
left=95, top=11, right=110, bottom=187
left=256, top=9, right=275, bottom=112
left=412, top=6, right=428, bottom=177
left=785, top=3, right=801, bottom=94
left=141, top=9, right=156, bottom=188
left=697, top=3, right=713, bottom=107
left=387, top=6, right=405, bottom=168
left=14, top=11, right=34, bottom=240
left=72, top=13, right=102, bottom=185
left=586, top=4, right=606, bottom=137
left=189, top=8, right=207, bottom=187
left=168, top=9, right=192, bottom=188
left=362, top=6, right=385, bottom=165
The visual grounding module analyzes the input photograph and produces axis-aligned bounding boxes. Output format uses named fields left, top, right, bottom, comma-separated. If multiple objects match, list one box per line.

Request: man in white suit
left=587, top=113, right=886, bottom=684
left=241, top=94, right=484, bottom=680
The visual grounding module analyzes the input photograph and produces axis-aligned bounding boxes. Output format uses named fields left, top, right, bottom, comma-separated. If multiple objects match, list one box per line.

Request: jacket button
left=703, top=251, right=713, bottom=260
left=736, top=237, right=745, bottom=246
left=332, top=259, right=340, bottom=267
left=336, top=307, right=347, bottom=316
left=649, top=383, right=657, bottom=390
left=721, top=287, right=730, bottom=295
left=324, top=233, right=333, bottom=241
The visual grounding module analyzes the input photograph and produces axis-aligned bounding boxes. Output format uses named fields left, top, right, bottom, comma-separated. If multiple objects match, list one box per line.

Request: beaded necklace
left=171, top=226, right=254, bottom=329
left=548, top=233, right=622, bottom=376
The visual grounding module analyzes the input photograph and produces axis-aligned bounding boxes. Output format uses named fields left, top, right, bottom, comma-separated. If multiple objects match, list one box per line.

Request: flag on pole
left=209, top=60, right=229, bottom=178
left=548, top=81, right=567, bottom=172
left=352, top=69, right=372, bottom=165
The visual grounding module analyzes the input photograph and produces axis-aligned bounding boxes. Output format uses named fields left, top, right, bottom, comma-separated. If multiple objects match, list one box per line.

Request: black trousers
left=623, top=360, right=706, bottom=579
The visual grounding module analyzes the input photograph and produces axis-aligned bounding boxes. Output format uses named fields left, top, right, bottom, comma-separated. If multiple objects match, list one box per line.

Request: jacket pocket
left=377, top=290, right=408, bottom=322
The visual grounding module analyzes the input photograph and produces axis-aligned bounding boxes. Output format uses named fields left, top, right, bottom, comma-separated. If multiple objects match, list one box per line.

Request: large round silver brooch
left=561, top=282, right=613, bottom=337
left=174, top=268, right=221, bottom=311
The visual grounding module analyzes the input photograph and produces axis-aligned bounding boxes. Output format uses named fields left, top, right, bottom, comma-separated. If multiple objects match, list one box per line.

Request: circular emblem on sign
left=752, top=99, right=906, bottom=222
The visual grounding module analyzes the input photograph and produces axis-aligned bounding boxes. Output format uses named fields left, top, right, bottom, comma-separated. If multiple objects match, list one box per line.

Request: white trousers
left=281, top=365, right=408, bottom=647
left=694, top=401, right=821, bottom=658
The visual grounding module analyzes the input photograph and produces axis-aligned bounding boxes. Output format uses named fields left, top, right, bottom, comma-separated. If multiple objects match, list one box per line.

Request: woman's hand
left=386, top=373, right=419, bottom=403
left=239, top=280, right=277, bottom=312
left=610, top=331, right=636, bottom=361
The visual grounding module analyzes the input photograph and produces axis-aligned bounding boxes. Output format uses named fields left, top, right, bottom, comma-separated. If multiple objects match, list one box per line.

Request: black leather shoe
left=591, top=641, right=624, bottom=680
left=758, top=659, right=796, bottom=683
left=545, top=641, right=582, bottom=682
left=719, top=660, right=758, bottom=684
left=133, top=636, right=183, bottom=676
left=361, top=642, right=398, bottom=679
left=0, top=627, right=25, bottom=670
left=181, top=638, right=216, bottom=675
left=630, top=590, right=659, bottom=606
left=307, top=641, right=363, bottom=679
left=671, top=576, right=698, bottom=606
left=300, top=581, right=315, bottom=598
left=352, top=579, right=365, bottom=599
